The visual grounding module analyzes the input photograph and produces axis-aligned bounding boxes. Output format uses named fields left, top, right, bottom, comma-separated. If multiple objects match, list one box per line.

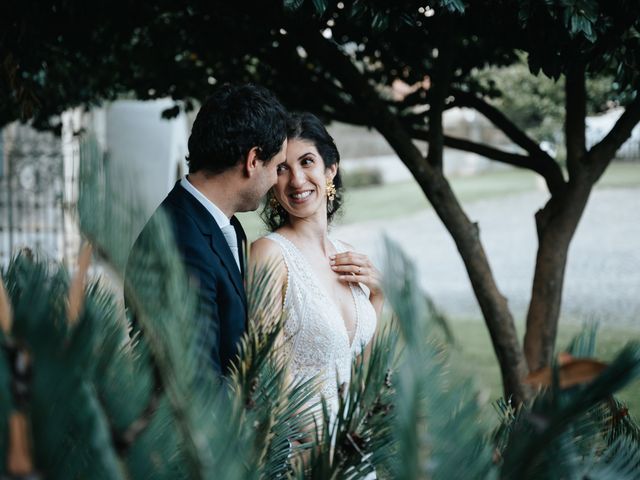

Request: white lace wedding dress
left=265, top=232, right=377, bottom=422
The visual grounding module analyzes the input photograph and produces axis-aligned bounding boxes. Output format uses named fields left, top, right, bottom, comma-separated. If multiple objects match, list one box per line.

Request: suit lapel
left=167, top=183, right=247, bottom=308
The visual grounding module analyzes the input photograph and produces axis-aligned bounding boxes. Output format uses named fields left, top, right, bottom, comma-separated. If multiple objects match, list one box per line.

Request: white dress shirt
left=180, top=175, right=241, bottom=271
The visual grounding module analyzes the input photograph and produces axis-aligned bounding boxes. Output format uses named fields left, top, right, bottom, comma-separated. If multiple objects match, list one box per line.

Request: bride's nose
left=288, top=167, right=305, bottom=188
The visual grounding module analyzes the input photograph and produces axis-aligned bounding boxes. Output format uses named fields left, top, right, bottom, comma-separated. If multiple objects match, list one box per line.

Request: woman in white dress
left=250, top=112, right=383, bottom=429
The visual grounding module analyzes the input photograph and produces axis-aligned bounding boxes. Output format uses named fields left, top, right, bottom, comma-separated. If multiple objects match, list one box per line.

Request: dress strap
left=328, top=236, right=347, bottom=254
left=263, top=232, right=309, bottom=356
left=265, top=232, right=315, bottom=285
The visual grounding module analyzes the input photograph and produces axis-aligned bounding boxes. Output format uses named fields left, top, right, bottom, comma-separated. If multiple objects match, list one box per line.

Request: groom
left=129, top=84, right=288, bottom=377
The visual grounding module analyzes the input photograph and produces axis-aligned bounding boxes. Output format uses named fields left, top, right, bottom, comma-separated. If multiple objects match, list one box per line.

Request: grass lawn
left=447, top=318, right=640, bottom=417
left=238, top=161, right=640, bottom=241
left=338, top=160, right=640, bottom=225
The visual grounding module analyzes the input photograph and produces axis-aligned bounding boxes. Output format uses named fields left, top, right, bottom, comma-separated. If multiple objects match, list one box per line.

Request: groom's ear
left=243, top=146, right=261, bottom=177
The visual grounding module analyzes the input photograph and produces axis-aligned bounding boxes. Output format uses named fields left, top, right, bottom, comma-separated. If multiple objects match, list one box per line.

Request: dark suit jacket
left=128, top=181, right=247, bottom=377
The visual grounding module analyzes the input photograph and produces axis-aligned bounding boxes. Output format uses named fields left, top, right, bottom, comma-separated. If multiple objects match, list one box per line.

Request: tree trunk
left=524, top=61, right=591, bottom=371
left=523, top=183, right=591, bottom=371
left=423, top=35, right=530, bottom=403
left=422, top=171, right=530, bottom=403
left=381, top=127, right=531, bottom=402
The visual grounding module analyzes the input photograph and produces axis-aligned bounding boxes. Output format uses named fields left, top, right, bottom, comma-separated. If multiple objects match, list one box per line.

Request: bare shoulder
left=250, top=236, right=283, bottom=261
left=250, top=236, right=287, bottom=276
left=249, top=236, right=288, bottom=321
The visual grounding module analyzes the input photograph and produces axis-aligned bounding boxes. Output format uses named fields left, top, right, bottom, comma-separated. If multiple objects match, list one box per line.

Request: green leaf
left=440, top=0, right=466, bottom=14
left=311, top=0, right=328, bottom=16
left=565, top=323, right=598, bottom=357
left=283, top=0, right=305, bottom=12
left=399, top=12, right=416, bottom=27
left=371, top=12, right=389, bottom=33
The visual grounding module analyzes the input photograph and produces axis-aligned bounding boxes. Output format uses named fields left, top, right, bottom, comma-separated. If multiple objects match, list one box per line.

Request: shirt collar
left=180, top=175, right=230, bottom=229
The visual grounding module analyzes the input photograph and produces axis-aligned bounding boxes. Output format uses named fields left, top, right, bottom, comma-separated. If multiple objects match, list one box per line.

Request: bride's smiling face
left=274, top=138, right=337, bottom=221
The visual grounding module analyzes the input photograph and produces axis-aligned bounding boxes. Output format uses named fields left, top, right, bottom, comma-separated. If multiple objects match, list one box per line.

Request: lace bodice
left=265, top=232, right=377, bottom=419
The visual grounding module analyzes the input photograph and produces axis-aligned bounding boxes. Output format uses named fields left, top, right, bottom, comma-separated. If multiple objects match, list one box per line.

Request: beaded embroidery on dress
left=265, top=232, right=377, bottom=422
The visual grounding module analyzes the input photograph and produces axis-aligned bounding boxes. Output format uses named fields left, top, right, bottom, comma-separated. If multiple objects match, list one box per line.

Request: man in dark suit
left=128, top=84, right=287, bottom=377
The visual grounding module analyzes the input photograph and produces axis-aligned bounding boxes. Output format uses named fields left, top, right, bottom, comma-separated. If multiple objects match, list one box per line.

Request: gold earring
left=326, top=179, right=336, bottom=201
left=269, top=196, right=280, bottom=209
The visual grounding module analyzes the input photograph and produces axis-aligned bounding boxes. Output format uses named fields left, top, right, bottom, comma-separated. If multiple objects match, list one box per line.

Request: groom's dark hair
left=186, top=84, right=288, bottom=174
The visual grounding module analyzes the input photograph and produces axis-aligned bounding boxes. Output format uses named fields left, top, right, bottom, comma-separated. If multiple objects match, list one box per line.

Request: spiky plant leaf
left=236, top=260, right=321, bottom=479
left=299, top=322, right=399, bottom=479
left=78, top=136, right=222, bottom=479
left=582, top=434, right=640, bottom=479
left=501, top=342, right=640, bottom=479
left=380, top=236, right=497, bottom=480
left=566, top=322, right=599, bottom=358
left=294, top=236, right=496, bottom=479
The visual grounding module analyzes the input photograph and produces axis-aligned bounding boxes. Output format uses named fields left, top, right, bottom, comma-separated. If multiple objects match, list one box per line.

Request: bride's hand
left=330, top=251, right=383, bottom=299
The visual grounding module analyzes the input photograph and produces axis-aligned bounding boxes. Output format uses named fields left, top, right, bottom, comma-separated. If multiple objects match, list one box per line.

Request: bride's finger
left=331, top=251, right=366, bottom=263
left=338, top=272, right=366, bottom=283
left=331, top=264, right=365, bottom=275
left=331, top=253, right=372, bottom=270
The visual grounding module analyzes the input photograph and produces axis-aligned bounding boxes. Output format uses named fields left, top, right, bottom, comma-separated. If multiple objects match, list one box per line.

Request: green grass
left=238, top=161, right=640, bottom=241
left=597, top=161, right=640, bottom=188
left=447, top=318, right=640, bottom=417
left=339, top=160, right=640, bottom=225
left=339, top=167, right=538, bottom=225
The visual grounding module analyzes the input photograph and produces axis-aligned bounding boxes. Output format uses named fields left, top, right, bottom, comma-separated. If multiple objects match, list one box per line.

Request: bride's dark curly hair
left=261, top=112, right=343, bottom=231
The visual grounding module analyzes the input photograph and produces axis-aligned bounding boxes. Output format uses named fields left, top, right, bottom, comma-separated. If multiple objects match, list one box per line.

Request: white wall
left=106, top=99, right=189, bottom=222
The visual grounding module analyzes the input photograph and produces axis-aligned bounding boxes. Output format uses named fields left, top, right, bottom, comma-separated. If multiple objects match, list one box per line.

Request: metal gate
left=0, top=124, right=67, bottom=267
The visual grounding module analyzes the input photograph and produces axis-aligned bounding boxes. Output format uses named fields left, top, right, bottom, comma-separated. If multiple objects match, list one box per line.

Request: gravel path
left=334, top=186, right=640, bottom=327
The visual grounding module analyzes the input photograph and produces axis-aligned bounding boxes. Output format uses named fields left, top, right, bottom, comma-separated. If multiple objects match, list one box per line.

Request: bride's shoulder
left=249, top=235, right=288, bottom=281
left=250, top=235, right=282, bottom=259
left=250, top=235, right=282, bottom=263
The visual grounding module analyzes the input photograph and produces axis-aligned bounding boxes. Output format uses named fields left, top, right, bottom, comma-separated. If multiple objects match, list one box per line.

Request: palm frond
left=284, top=305, right=399, bottom=478
left=501, top=342, right=640, bottom=479
left=232, top=260, right=321, bottom=479
left=582, top=434, right=640, bottom=479
left=78, top=135, right=223, bottom=479
left=381, top=236, right=497, bottom=480
left=565, top=322, right=599, bottom=357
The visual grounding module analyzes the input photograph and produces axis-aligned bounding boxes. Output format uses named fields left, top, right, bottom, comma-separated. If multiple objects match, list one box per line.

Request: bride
left=250, top=112, right=383, bottom=428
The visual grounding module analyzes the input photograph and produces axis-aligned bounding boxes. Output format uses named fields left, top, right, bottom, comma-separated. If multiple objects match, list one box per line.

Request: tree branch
left=450, top=89, right=566, bottom=194
left=451, top=90, right=551, bottom=158
left=587, top=92, right=640, bottom=182
left=445, top=136, right=555, bottom=187
left=407, top=127, right=566, bottom=195
left=288, top=26, right=431, bottom=177
left=565, top=61, right=586, bottom=178
left=425, top=20, right=455, bottom=170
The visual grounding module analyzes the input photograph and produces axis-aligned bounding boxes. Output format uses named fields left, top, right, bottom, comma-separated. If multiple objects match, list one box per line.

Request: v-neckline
left=272, top=232, right=360, bottom=348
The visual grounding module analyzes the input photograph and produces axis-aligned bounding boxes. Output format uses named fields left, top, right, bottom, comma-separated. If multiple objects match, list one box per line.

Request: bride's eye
left=301, top=157, right=314, bottom=166
left=276, top=163, right=287, bottom=174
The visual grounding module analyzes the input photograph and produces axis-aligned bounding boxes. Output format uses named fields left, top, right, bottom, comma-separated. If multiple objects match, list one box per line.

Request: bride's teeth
left=292, top=191, right=311, bottom=199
